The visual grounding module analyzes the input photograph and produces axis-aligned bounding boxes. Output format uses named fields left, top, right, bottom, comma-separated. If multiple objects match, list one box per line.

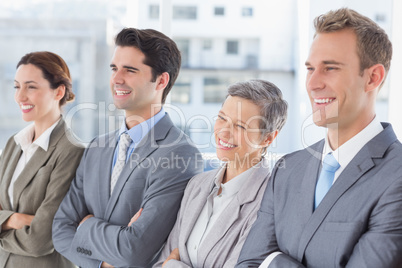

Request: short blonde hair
left=314, top=8, right=392, bottom=76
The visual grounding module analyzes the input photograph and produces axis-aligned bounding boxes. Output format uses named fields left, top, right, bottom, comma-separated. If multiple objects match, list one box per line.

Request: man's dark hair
left=115, top=28, right=181, bottom=104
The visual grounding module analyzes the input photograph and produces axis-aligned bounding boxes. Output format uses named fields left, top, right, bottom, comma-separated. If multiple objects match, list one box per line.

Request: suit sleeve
left=66, top=144, right=203, bottom=267
left=152, top=176, right=190, bottom=268
left=52, top=144, right=102, bottom=268
left=236, top=158, right=306, bottom=268
left=222, top=196, right=268, bottom=268
left=345, top=177, right=402, bottom=268
left=0, top=143, right=83, bottom=257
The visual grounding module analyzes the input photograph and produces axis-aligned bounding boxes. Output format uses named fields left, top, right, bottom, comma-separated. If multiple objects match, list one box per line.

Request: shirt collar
left=213, top=160, right=262, bottom=197
left=323, top=116, right=383, bottom=167
left=118, top=107, right=166, bottom=143
left=14, top=119, right=60, bottom=152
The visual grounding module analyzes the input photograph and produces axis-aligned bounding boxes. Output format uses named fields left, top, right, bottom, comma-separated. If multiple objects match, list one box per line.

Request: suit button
left=88, top=250, right=92, bottom=256
left=76, top=247, right=81, bottom=253
left=85, top=249, right=89, bottom=255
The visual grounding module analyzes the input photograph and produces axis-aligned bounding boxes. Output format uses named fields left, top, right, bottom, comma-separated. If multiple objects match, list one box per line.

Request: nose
left=306, top=69, right=325, bottom=92
left=14, top=87, right=27, bottom=103
left=111, top=70, right=124, bottom=85
left=214, top=118, right=234, bottom=139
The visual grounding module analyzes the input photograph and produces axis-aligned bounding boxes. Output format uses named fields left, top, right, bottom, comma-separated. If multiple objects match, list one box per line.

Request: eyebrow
left=305, top=60, right=344, bottom=66
left=14, top=80, right=38, bottom=84
left=110, top=64, right=140, bottom=72
left=218, top=110, right=248, bottom=126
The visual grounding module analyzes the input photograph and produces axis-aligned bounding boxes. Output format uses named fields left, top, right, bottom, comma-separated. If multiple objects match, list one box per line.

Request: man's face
left=305, top=29, right=373, bottom=134
left=110, top=46, right=161, bottom=119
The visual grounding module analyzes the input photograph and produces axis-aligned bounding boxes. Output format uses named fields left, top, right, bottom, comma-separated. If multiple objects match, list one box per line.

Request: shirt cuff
left=259, top=252, right=282, bottom=268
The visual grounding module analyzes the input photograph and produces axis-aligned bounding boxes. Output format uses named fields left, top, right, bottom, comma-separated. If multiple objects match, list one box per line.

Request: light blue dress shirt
left=111, top=108, right=166, bottom=170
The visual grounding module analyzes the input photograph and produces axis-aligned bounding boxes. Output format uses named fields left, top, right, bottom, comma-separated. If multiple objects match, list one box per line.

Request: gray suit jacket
left=0, top=119, right=84, bottom=268
left=52, top=114, right=203, bottom=268
left=154, top=158, right=270, bottom=268
left=236, top=123, right=402, bottom=268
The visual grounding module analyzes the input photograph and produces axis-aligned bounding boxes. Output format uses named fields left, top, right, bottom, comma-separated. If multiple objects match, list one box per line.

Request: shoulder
left=0, top=134, right=19, bottom=159
left=275, top=140, right=323, bottom=169
left=188, top=168, right=221, bottom=186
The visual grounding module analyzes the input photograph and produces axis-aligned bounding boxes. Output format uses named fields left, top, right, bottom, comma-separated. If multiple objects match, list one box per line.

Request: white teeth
left=314, top=98, right=334, bottom=104
left=21, top=105, right=34, bottom=110
left=219, top=139, right=235, bottom=148
left=116, top=90, right=131, bottom=96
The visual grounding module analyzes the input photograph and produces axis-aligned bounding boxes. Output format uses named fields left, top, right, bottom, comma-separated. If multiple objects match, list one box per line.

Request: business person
left=0, top=51, right=84, bottom=268
left=236, top=8, right=402, bottom=268
left=153, top=80, right=288, bottom=268
left=52, top=28, right=203, bottom=268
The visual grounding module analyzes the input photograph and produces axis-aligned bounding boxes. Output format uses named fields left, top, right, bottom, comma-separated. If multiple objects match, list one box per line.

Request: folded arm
left=345, top=178, right=402, bottom=267
left=0, top=145, right=83, bottom=257
left=236, top=161, right=306, bottom=268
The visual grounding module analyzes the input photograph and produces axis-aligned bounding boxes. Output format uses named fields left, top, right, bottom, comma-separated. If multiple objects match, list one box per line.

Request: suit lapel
left=0, top=144, right=22, bottom=210
left=295, top=143, right=323, bottom=229
left=179, top=171, right=218, bottom=263
left=98, top=132, right=117, bottom=215
left=12, top=119, right=66, bottom=211
left=197, top=160, right=269, bottom=267
left=297, top=124, right=397, bottom=260
left=103, top=114, right=175, bottom=220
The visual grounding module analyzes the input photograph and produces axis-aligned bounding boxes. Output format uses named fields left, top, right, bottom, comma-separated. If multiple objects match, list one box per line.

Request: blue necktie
left=314, top=153, right=340, bottom=209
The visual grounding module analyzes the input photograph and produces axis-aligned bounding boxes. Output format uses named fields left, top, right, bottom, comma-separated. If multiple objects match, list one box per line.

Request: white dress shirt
left=259, top=117, right=383, bottom=267
left=187, top=162, right=260, bottom=267
left=8, top=119, right=60, bottom=209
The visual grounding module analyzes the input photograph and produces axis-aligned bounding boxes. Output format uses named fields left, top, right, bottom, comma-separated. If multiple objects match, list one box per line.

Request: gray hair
left=227, top=79, right=288, bottom=137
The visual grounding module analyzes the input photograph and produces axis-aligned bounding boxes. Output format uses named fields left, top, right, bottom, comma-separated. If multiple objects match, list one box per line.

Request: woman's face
left=14, top=64, right=61, bottom=124
left=214, top=95, right=269, bottom=164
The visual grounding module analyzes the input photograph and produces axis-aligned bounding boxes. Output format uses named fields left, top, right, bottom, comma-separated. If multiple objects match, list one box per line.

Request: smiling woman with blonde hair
left=153, top=79, right=288, bottom=268
left=0, top=51, right=84, bottom=268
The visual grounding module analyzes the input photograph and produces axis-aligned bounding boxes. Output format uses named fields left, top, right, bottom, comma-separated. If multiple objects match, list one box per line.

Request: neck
left=327, top=114, right=375, bottom=150
left=223, top=156, right=261, bottom=184
left=33, top=114, right=60, bottom=142
left=125, top=105, right=162, bottom=129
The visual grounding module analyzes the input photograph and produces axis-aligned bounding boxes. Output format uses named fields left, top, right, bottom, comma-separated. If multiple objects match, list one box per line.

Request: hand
left=79, top=214, right=94, bottom=226
left=2, top=213, right=34, bottom=231
left=162, top=248, right=180, bottom=267
left=101, top=261, right=114, bottom=267
left=128, top=208, right=143, bottom=227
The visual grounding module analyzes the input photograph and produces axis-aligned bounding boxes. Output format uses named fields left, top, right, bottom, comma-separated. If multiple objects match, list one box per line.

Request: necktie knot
left=322, top=153, right=340, bottom=173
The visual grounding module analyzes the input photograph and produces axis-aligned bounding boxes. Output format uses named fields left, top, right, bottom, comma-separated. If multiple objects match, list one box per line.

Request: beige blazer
left=0, top=119, right=84, bottom=268
left=154, top=158, right=270, bottom=268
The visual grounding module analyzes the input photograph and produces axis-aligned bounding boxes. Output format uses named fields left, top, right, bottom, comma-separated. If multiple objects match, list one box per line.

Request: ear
left=155, top=72, right=170, bottom=91
left=261, top=130, right=279, bottom=147
left=365, top=64, right=385, bottom=92
left=55, top=85, right=66, bottom=101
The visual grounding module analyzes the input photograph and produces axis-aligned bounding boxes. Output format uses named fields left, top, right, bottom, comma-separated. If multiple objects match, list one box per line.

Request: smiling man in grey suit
left=236, top=8, right=402, bottom=268
left=52, top=28, right=203, bottom=268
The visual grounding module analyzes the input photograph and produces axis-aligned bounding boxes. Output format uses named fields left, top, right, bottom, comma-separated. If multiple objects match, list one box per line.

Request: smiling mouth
left=115, top=90, right=131, bottom=96
left=219, top=139, right=237, bottom=148
left=21, top=104, right=35, bottom=110
left=314, top=98, right=335, bottom=104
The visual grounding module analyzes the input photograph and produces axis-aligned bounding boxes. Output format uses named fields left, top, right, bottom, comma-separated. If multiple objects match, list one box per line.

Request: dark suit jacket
left=52, top=114, right=203, bottom=268
left=0, top=119, right=84, bottom=268
left=237, top=123, right=402, bottom=268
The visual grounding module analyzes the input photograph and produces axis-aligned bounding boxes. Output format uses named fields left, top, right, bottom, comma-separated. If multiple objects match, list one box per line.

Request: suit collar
left=297, top=123, right=398, bottom=260
left=11, top=119, right=66, bottom=210
left=103, top=114, right=175, bottom=220
left=178, top=160, right=269, bottom=267
left=197, top=161, right=269, bottom=266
